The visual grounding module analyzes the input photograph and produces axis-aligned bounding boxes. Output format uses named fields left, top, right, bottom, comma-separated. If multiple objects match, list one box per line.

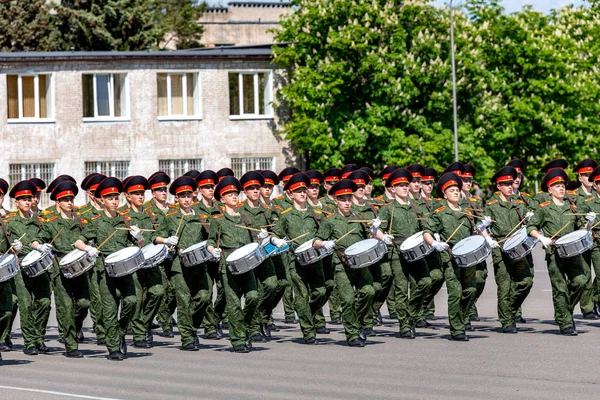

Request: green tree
left=156, top=0, right=206, bottom=50
left=0, top=0, right=56, bottom=51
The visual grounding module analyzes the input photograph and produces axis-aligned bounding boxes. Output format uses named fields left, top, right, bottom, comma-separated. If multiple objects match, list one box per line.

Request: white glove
left=586, top=212, right=596, bottom=226
left=432, top=240, right=449, bottom=252
left=12, top=240, right=23, bottom=252
left=382, top=234, right=394, bottom=245
left=525, top=211, right=534, bottom=222
left=271, top=237, right=287, bottom=248
left=212, top=248, right=222, bottom=259
left=486, top=236, right=499, bottom=249
left=370, top=225, right=379, bottom=236
left=434, top=233, right=441, bottom=242
left=322, top=240, right=336, bottom=250
left=371, top=218, right=381, bottom=229
left=38, top=243, right=53, bottom=253
left=84, top=246, right=99, bottom=257
left=164, top=236, right=179, bottom=246
left=129, top=226, right=143, bottom=241
left=538, top=235, right=553, bottom=249
left=257, top=228, right=269, bottom=240
left=481, top=216, right=493, bottom=227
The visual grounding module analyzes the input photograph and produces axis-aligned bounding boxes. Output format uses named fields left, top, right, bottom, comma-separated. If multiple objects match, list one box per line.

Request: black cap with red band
left=9, top=180, right=37, bottom=199
left=284, top=173, right=311, bottom=192
left=386, top=168, right=413, bottom=188
left=196, top=170, right=218, bottom=188
left=94, top=177, right=123, bottom=198
left=328, top=179, right=358, bottom=197
left=51, top=181, right=79, bottom=201
left=214, top=176, right=242, bottom=201
left=240, top=171, right=265, bottom=190
left=123, top=176, right=150, bottom=193
left=436, top=172, right=463, bottom=198
left=148, top=171, right=171, bottom=190
left=169, top=176, right=197, bottom=197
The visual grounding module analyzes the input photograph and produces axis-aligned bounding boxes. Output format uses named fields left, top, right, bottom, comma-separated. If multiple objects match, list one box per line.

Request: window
left=7, top=74, right=54, bottom=121
left=84, top=161, right=130, bottom=181
left=157, top=73, right=200, bottom=119
left=82, top=73, right=129, bottom=120
left=228, top=71, right=272, bottom=118
left=8, top=163, right=55, bottom=209
left=231, top=157, right=275, bottom=177
left=158, top=159, right=203, bottom=178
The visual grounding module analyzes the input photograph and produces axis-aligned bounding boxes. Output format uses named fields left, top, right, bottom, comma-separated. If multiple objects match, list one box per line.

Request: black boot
left=77, top=330, right=85, bottom=343
left=260, top=323, right=271, bottom=338
left=66, top=350, right=84, bottom=358
left=348, top=338, right=365, bottom=347
left=108, top=351, right=124, bottom=361
left=120, top=337, right=127, bottom=355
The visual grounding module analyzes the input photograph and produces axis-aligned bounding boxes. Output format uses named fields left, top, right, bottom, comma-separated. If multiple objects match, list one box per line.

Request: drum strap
left=408, top=202, right=422, bottom=218
left=146, top=210, right=159, bottom=229
left=240, top=213, right=258, bottom=241
left=122, top=215, right=132, bottom=229
left=369, top=205, right=379, bottom=218
left=72, top=212, right=85, bottom=231
left=311, top=210, right=322, bottom=229
left=0, top=219, right=12, bottom=244
left=352, top=211, right=370, bottom=233
left=423, top=198, right=432, bottom=213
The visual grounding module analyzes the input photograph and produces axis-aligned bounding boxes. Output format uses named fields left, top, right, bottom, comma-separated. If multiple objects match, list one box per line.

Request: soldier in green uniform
left=313, top=179, right=376, bottom=347
left=5, top=180, right=51, bottom=355
left=580, top=166, right=600, bottom=317
left=374, top=168, right=432, bottom=338
left=527, top=169, right=592, bottom=335
left=206, top=176, right=259, bottom=353
left=507, top=159, right=537, bottom=210
left=119, top=176, right=165, bottom=348
left=28, top=178, right=46, bottom=215
left=483, top=166, right=534, bottom=333
left=272, top=173, right=327, bottom=344
left=153, top=176, right=212, bottom=351
left=31, top=180, right=89, bottom=357
left=0, top=178, right=14, bottom=360
left=360, top=167, right=376, bottom=203
left=534, top=159, right=569, bottom=205
left=423, top=172, right=483, bottom=341
left=144, top=172, right=178, bottom=338
left=74, top=177, right=141, bottom=360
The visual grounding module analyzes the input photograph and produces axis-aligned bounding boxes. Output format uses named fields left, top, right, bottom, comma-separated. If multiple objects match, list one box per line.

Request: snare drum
left=261, top=237, right=291, bottom=257
left=226, top=243, right=266, bottom=275
left=0, top=254, right=19, bottom=283
left=104, top=247, right=145, bottom=278
left=344, top=239, right=388, bottom=269
left=555, top=230, right=594, bottom=259
left=399, top=231, right=433, bottom=262
left=294, top=239, right=333, bottom=267
left=141, top=243, right=169, bottom=268
left=180, top=241, right=214, bottom=267
left=60, top=249, right=96, bottom=279
left=21, top=250, right=53, bottom=278
left=452, top=235, right=491, bottom=268
left=502, top=227, right=538, bottom=261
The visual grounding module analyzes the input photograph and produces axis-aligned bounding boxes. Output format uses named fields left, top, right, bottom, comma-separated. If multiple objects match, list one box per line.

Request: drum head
left=399, top=232, right=425, bottom=251
left=22, top=250, right=43, bottom=265
left=294, top=239, right=315, bottom=254
left=142, top=243, right=167, bottom=258
left=0, top=253, right=16, bottom=267
left=503, top=228, right=527, bottom=251
left=452, top=235, right=485, bottom=256
left=345, top=239, right=378, bottom=256
left=181, top=241, right=208, bottom=254
left=106, top=246, right=140, bottom=262
left=60, top=249, right=86, bottom=266
left=227, top=243, right=259, bottom=262
left=555, top=229, right=589, bottom=245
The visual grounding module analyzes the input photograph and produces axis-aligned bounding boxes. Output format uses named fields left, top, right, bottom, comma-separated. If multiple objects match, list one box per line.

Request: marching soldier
left=506, top=159, right=537, bottom=210
left=360, top=167, right=376, bottom=202
left=321, top=168, right=341, bottom=217
left=534, top=159, right=569, bottom=204
left=580, top=166, right=600, bottom=317
left=375, top=165, right=398, bottom=205
left=28, top=178, right=46, bottom=215
left=305, top=170, right=324, bottom=209
left=0, top=178, right=13, bottom=359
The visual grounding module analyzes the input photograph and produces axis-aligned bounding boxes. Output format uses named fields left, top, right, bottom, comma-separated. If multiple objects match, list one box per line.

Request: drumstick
left=334, top=228, right=356, bottom=244
left=591, top=220, right=600, bottom=230
left=549, top=222, right=570, bottom=241
left=444, top=222, right=464, bottom=244
left=175, top=214, right=185, bottom=237
left=348, top=220, right=387, bottom=223
left=3, top=233, right=26, bottom=256
left=502, top=216, right=528, bottom=240
left=389, top=207, right=394, bottom=233
left=567, top=213, right=589, bottom=216
left=97, top=230, right=118, bottom=251
left=457, top=211, right=496, bottom=223
left=466, top=208, right=483, bottom=212
left=115, top=227, right=156, bottom=232
left=235, top=225, right=264, bottom=233
left=287, top=232, right=310, bottom=243
left=260, top=224, right=276, bottom=228
left=217, top=227, right=221, bottom=249
left=49, top=228, right=64, bottom=246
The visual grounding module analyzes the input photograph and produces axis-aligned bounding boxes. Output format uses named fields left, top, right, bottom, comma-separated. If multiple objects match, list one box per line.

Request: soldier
left=206, top=176, right=259, bottom=353
left=340, top=164, right=358, bottom=179
left=28, top=178, right=46, bottom=215
left=0, top=178, right=13, bottom=360
left=153, top=176, right=212, bottom=351
left=360, top=167, right=376, bottom=202
left=506, top=159, right=537, bottom=210
left=74, top=177, right=141, bottom=360
left=217, top=168, right=235, bottom=182
left=313, top=179, right=376, bottom=347
left=374, top=168, right=432, bottom=338
left=305, top=170, right=324, bottom=209
left=527, top=169, right=593, bottom=335
left=0, top=178, right=8, bottom=218
left=580, top=166, right=600, bottom=316
left=534, top=159, right=569, bottom=205
left=321, top=168, right=341, bottom=216
left=31, top=180, right=89, bottom=357
left=272, top=173, right=327, bottom=344
left=5, top=180, right=51, bottom=355
left=483, top=166, right=534, bottom=333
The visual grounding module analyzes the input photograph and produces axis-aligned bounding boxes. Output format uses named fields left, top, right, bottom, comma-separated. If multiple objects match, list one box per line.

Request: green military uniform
left=316, top=195, right=341, bottom=322
left=5, top=211, right=51, bottom=352
left=379, top=200, right=432, bottom=336
left=35, top=212, right=90, bottom=352
left=272, top=194, right=296, bottom=321
left=273, top=206, right=326, bottom=341
left=527, top=200, right=587, bottom=332
left=484, top=197, right=534, bottom=329
left=314, top=211, right=375, bottom=343
left=578, top=195, right=600, bottom=315
left=424, top=204, right=479, bottom=338
left=153, top=208, right=211, bottom=348
left=78, top=211, right=139, bottom=355
left=206, top=212, right=258, bottom=348
left=0, top=221, right=14, bottom=353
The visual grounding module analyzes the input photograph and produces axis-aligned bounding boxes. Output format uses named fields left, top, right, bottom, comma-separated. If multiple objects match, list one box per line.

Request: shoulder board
left=435, top=206, right=446, bottom=213
left=521, top=192, right=531, bottom=197
left=213, top=214, right=224, bottom=219
left=538, top=201, right=551, bottom=208
left=72, top=205, right=81, bottom=210
left=5, top=212, right=16, bottom=218
left=313, top=209, right=322, bottom=214
left=474, top=196, right=482, bottom=200
left=274, top=205, right=282, bottom=210
left=494, top=191, right=499, bottom=195
left=514, top=199, right=525, bottom=204
left=567, top=190, right=577, bottom=195
left=572, top=204, right=578, bottom=210
left=199, top=214, right=209, bottom=219
left=220, top=205, right=226, bottom=211
left=40, top=209, right=54, bottom=216
left=80, top=219, right=89, bottom=224
left=168, top=203, right=178, bottom=209
left=585, top=197, right=594, bottom=202
left=275, top=195, right=285, bottom=200
left=280, top=207, right=293, bottom=215
left=91, top=214, right=102, bottom=221
left=166, top=211, right=178, bottom=217
left=44, top=215, right=59, bottom=222
left=76, top=208, right=91, bottom=216
left=469, top=197, right=478, bottom=202
left=326, top=213, right=335, bottom=218
left=237, top=202, right=244, bottom=207
left=375, top=195, right=383, bottom=200
left=119, top=209, right=130, bottom=216
left=486, top=199, right=498, bottom=206
left=261, top=204, right=270, bottom=210
left=124, top=216, right=133, bottom=221
left=144, top=205, right=153, bottom=212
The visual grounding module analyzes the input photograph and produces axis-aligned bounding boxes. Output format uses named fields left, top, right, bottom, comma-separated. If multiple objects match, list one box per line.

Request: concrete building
left=198, top=1, right=293, bottom=47
left=0, top=45, right=294, bottom=208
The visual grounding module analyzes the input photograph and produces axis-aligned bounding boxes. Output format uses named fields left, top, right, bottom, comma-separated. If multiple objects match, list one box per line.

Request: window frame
left=156, top=71, right=202, bottom=121
left=82, top=72, right=130, bottom=122
left=158, top=159, right=204, bottom=178
left=7, top=73, right=55, bottom=124
left=84, top=161, right=131, bottom=181
left=8, top=162, right=56, bottom=209
left=228, top=70, right=273, bottom=120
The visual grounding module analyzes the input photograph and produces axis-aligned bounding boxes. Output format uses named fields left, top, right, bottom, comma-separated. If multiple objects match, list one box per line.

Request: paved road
left=2, top=246, right=600, bottom=399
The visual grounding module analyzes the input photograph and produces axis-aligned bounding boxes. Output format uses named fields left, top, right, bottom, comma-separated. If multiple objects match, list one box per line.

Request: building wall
left=0, top=57, right=294, bottom=206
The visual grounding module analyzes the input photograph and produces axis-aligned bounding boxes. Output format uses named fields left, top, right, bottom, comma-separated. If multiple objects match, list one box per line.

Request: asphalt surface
left=2, top=245, right=600, bottom=400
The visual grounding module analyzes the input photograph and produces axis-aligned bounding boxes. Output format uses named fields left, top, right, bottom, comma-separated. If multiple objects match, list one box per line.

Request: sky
left=205, top=0, right=587, bottom=14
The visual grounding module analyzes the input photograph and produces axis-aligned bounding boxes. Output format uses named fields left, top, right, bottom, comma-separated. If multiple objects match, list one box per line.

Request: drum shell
left=503, top=232, right=538, bottom=261
left=226, top=244, right=266, bottom=275
left=452, top=237, right=491, bottom=268
left=22, top=251, right=53, bottom=278
left=180, top=242, right=214, bottom=268
left=556, top=231, right=594, bottom=259
left=294, top=240, right=333, bottom=267
left=344, top=240, right=388, bottom=270
left=261, top=237, right=291, bottom=258
left=0, top=254, right=19, bottom=283
left=60, top=250, right=96, bottom=279
left=399, top=232, right=434, bottom=262
left=141, top=244, right=169, bottom=269
left=105, top=249, right=145, bottom=278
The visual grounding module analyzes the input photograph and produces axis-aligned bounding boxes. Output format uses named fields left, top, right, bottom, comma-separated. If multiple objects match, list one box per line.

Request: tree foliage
left=274, top=0, right=600, bottom=189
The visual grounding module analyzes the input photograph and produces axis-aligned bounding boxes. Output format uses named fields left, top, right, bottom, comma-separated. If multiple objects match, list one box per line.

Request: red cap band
left=410, top=172, right=422, bottom=178
left=35, top=186, right=42, bottom=192
left=309, top=178, right=321, bottom=185
left=15, top=189, right=33, bottom=198
left=151, top=182, right=167, bottom=190
left=175, top=185, right=193, bottom=194
left=441, top=180, right=458, bottom=192
left=578, top=167, right=594, bottom=174
left=422, top=176, right=434, bottom=181
left=127, top=184, right=145, bottom=193
left=281, top=174, right=293, bottom=183
left=513, top=167, right=522, bottom=173
left=495, top=175, right=514, bottom=184
left=56, top=190, right=74, bottom=200
left=594, top=175, right=600, bottom=182
left=324, top=176, right=339, bottom=183
left=197, top=179, right=215, bottom=187
left=462, top=172, right=473, bottom=178
left=243, top=180, right=261, bottom=189
left=264, top=178, right=275, bottom=186
left=547, top=176, right=565, bottom=187
left=100, top=187, right=119, bottom=197
left=391, top=177, right=409, bottom=186
left=341, top=172, right=352, bottom=179
left=219, top=184, right=238, bottom=196
left=352, top=178, right=366, bottom=186
left=89, top=184, right=100, bottom=191
left=447, top=169, right=462, bottom=175
left=382, top=173, right=392, bottom=180
left=289, top=182, right=307, bottom=191
left=334, top=188, right=353, bottom=197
